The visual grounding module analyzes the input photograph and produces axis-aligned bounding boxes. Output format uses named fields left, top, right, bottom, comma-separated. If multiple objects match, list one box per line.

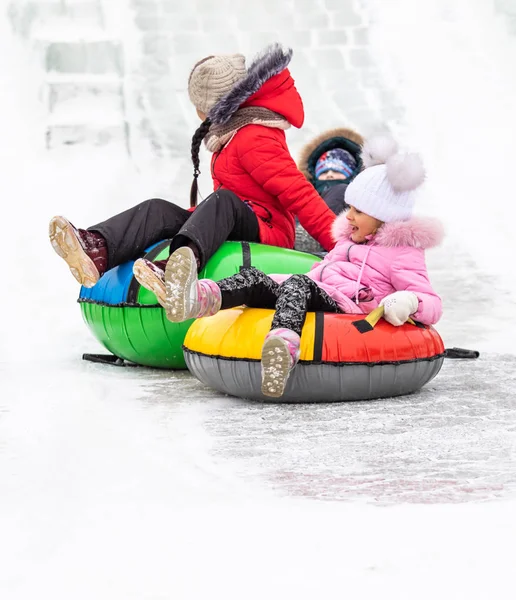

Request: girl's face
left=346, top=206, right=383, bottom=243
left=318, top=170, right=347, bottom=181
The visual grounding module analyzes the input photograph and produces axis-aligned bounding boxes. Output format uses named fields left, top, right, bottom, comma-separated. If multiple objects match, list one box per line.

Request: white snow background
left=1, top=1, right=515, bottom=598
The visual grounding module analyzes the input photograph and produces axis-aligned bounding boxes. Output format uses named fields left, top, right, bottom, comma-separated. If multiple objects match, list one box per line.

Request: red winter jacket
left=209, top=69, right=336, bottom=251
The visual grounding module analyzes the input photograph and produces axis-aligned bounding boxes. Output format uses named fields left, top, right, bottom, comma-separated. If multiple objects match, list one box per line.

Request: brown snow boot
left=133, top=258, right=168, bottom=307
left=49, top=215, right=108, bottom=288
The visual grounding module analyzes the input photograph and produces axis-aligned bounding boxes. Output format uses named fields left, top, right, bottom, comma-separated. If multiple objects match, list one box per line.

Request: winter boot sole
left=133, top=259, right=167, bottom=308
left=261, top=336, right=294, bottom=398
left=164, top=247, right=198, bottom=322
left=49, top=216, right=99, bottom=288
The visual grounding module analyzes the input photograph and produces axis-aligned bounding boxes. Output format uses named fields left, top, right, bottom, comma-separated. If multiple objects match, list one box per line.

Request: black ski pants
left=217, top=267, right=342, bottom=336
left=88, top=190, right=260, bottom=270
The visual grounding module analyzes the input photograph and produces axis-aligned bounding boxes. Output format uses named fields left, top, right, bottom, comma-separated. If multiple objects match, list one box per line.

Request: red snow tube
left=183, top=307, right=445, bottom=402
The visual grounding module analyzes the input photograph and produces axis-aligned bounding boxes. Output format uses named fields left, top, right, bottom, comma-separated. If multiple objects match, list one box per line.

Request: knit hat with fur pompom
left=345, top=135, right=426, bottom=222
left=188, top=54, right=246, bottom=115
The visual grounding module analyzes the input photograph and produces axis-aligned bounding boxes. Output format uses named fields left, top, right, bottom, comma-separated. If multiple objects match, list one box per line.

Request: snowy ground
left=1, top=1, right=516, bottom=598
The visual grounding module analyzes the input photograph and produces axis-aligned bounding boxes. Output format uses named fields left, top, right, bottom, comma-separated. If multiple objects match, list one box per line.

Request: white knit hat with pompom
left=345, top=135, right=426, bottom=222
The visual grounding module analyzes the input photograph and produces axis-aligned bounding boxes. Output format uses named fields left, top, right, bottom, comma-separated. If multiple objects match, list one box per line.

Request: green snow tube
left=78, top=240, right=320, bottom=369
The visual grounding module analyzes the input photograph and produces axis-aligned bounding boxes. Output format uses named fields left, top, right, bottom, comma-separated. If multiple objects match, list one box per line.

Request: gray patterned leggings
left=217, top=267, right=342, bottom=336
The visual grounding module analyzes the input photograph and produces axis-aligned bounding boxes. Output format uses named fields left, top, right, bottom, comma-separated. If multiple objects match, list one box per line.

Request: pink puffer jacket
left=273, top=212, right=444, bottom=324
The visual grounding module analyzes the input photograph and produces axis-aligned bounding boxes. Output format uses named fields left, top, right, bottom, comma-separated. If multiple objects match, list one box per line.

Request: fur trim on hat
left=331, top=212, right=444, bottom=249
left=208, top=43, right=292, bottom=125
left=297, top=127, right=364, bottom=181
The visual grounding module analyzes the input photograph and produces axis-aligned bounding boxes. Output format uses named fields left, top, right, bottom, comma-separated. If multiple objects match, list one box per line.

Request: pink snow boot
left=49, top=215, right=108, bottom=288
left=261, top=328, right=301, bottom=398
left=164, top=246, right=221, bottom=322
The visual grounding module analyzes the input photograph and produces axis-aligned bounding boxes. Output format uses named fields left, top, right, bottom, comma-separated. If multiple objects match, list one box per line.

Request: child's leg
left=88, top=198, right=191, bottom=268
left=261, top=274, right=341, bottom=398
left=272, top=274, right=341, bottom=335
left=134, top=190, right=260, bottom=298
left=168, top=190, right=260, bottom=271
left=50, top=199, right=191, bottom=286
left=164, top=247, right=279, bottom=322
left=217, top=267, right=281, bottom=310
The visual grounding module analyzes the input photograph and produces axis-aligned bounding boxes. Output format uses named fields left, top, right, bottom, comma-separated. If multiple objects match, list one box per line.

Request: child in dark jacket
left=295, top=127, right=363, bottom=253
left=160, top=136, right=443, bottom=398
left=49, top=44, right=337, bottom=296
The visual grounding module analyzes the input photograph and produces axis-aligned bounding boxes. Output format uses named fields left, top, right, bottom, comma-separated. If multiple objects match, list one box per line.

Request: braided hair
left=190, top=117, right=212, bottom=208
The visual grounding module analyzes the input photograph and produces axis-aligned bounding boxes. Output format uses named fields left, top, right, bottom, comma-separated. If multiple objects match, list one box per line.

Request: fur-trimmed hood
left=298, top=127, right=364, bottom=182
left=331, top=212, right=445, bottom=249
left=208, top=44, right=304, bottom=127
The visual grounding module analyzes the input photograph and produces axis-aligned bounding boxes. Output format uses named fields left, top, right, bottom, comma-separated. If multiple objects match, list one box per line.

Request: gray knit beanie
left=188, top=54, right=247, bottom=115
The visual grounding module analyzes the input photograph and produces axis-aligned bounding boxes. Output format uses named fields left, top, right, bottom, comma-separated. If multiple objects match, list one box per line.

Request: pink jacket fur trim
left=331, top=213, right=445, bottom=249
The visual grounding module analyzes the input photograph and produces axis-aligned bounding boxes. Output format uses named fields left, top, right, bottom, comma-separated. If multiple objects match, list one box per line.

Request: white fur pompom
left=361, top=135, right=399, bottom=168
left=386, top=153, right=426, bottom=192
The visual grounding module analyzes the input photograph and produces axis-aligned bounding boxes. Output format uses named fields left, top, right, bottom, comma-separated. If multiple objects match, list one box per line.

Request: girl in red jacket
left=49, top=44, right=336, bottom=294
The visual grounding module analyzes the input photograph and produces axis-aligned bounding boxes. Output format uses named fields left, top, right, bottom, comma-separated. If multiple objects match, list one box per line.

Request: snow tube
left=183, top=308, right=445, bottom=402
left=78, top=241, right=320, bottom=369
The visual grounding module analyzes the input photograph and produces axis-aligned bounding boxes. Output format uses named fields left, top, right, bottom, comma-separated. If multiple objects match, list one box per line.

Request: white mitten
left=380, top=291, right=419, bottom=326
